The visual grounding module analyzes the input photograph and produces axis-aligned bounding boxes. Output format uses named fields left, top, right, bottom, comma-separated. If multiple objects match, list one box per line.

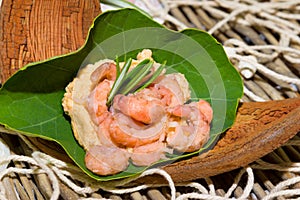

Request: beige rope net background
left=0, top=0, right=300, bottom=199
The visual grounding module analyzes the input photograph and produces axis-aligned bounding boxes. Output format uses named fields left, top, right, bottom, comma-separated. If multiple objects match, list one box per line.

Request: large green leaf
left=0, top=8, right=243, bottom=181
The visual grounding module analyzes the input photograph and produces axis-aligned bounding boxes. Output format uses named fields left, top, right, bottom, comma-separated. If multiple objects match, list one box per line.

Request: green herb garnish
left=136, top=60, right=166, bottom=93
left=106, top=58, right=166, bottom=107
left=106, top=58, right=132, bottom=107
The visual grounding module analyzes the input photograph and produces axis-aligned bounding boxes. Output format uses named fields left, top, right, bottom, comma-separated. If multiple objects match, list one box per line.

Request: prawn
left=85, top=145, right=130, bottom=176
left=109, top=113, right=167, bottom=148
left=166, top=100, right=212, bottom=152
left=112, top=80, right=187, bottom=125
left=87, top=79, right=114, bottom=125
left=90, top=62, right=116, bottom=84
left=87, top=61, right=117, bottom=125
left=112, top=92, right=166, bottom=124
left=130, top=141, right=171, bottom=166
left=96, top=114, right=117, bottom=147
left=154, top=73, right=191, bottom=106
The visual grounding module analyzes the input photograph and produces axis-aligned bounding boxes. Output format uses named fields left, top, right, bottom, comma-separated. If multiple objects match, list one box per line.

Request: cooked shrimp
left=65, top=49, right=215, bottom=175
left=166, top=101, right=212, bottom=152
left=87, top=79, right=114, bottom=125
left=96, top=114, right=117, bottom=147
left=109, top=113, right=167, bottom=148
left=197, top=100, right=213, bottom=122
left=112, top=93, right=166, bottom=124
left=85, top=145, right=130, bottom=176
left=90, top=62, right=116, bottom=84
left=169, top=101, right=213, bottom=123
left=130, top=141, right=171, bottom=166
left=155, top=73, right=191, bottom=106
left=150, top=84, right=176, bottom=107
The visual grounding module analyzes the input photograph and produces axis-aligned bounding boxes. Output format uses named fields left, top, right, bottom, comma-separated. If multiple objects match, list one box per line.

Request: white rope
left=259, top=12, right=300, bottom=33
left=176, top=167, right=255, bottom=200
left=99, top=168, right=177, bottom=200
left=246, top=14, right=300, bottom=44
left=177, top=182, right=209, bottom=194
left=176, top=192, right=229, bottom=200
left=141, top=0, right=188, bottom=29
left=51, top=166, right=95, bottom=195
left=1, top=132, right=300, bottom=199
left=0, top=182, right=6, bottom=200
left=263, top=189, right=300, bottom=200
left=0, top=167, right=44, bottom=179
left=243, top=86, right=266, bottom=102
left=205, top=177, right=216, bottom=196
left=239, top=167, right=255, bottom=199
left=277, top=11, right=300, bottom=20
left=32, top=152, right=60, bottom=200
left=262, top=175, right=300, bottom=200
left=208, top=7, right=248, bottom=34
left=224, top=44, right=300, bottom=85
left=225, top=167, right=245, bottom=198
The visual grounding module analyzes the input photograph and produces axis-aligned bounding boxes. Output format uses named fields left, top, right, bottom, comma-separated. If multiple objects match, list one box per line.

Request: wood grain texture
left=0, top=0, right=101, bottom=83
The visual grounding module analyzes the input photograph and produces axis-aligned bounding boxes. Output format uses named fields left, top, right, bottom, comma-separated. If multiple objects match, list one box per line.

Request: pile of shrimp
left=81, top=50, right=213, bottom=176
left=63, top=49, right=213, bottom=175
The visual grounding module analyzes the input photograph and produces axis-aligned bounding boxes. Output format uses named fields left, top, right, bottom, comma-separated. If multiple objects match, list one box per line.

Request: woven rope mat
left=0, top=0, right=300, bottom=199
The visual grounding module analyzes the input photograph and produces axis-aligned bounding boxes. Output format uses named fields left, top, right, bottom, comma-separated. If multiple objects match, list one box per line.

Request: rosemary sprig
left=135, top=60, right=166, bottom=93
left=115, top=56, right=121, bottom=77
left=106, top=58, right=166, bottom=107
left=118, top=59, right=154, bottom=95
left=106, top=58, right=132, bottom=106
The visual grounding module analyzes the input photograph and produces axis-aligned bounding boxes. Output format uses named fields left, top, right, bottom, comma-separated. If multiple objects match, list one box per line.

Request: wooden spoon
left=1, top=0, right=299, bottom=183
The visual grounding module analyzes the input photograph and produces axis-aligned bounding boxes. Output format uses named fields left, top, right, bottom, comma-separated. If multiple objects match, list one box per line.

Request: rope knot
left=238, top=55, right=258, bottom=79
